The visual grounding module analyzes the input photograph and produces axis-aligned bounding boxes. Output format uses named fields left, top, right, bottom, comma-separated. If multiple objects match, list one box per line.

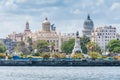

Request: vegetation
left=80, top=35, right=90, bottom=54
left=61, top=36, right=90, bottom=54
left=41, top=52, right=50, bottom=59
left=33, top=40, right=49, bottom=53
left=0, top=43, right=6, bottom=53
left=106, top=39, right=120, bottom=53
left=15, top=41, right=30, bottom=54
left=71, top=53, right=84, bottom=59
left=61, top=38, right=75, bottom=54
left=87, top=42, right=101, bottom=53
left=89, top=52, right=102, bottom=60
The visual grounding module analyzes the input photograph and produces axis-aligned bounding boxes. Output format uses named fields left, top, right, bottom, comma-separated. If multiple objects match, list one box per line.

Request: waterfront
left=0, top=67, right=120, bottom=80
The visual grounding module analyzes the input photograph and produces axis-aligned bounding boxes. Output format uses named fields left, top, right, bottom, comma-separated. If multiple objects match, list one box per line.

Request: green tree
left=80, top=35, right=90, bottom=54
left=106, top=39, right=120, bottom=53
left=61, top=38, right=75, bottom=54
left=86, top=42, right=101, bottom=53
left=33, top=40, right=49, bottom=53
left=27, top=37, right=33, bottom=53
left=0, top=43, right=6, bottom=53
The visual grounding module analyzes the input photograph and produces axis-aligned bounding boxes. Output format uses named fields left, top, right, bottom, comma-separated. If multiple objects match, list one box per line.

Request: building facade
left=8, top=18, right=62, bottom=52
left=32, top=18, right=62, bottom=52
left=91, top=26, right=116, bottom=50
left=83, top=14, right=94, bottom=37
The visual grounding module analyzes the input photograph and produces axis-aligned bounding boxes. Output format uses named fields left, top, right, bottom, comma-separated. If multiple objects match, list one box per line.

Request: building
left=83, top=14, right=94, bottom=37
left=3, top=38, right=17, bottom=54
left=32, top=18, right=61, bottom=52
left=116, top=33, right=120, bottom=40
left=8, top=21, right=32, bottom=42
left=91, top=26, right=116, bottom=50
left=8, top=17, right=62, bottom=52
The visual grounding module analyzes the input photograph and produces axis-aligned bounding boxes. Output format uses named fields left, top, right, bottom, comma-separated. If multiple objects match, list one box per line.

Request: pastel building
left=91, top=26, right=116, bottom=50
left=8, top=18, right=62, bottom=52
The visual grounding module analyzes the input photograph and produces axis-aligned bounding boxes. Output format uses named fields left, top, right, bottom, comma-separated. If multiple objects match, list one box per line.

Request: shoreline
left=0, top=60, right=120, bottom=66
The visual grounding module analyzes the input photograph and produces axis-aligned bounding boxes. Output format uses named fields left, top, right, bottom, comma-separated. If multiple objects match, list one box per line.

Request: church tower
left=82, top=14, right=94, bottom=37
left=23, top=21, right=31, bottom=42
left=25, top=21, right=31, bottom=32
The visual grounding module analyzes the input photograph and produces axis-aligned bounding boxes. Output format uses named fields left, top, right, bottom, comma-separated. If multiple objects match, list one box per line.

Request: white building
left=91, top=26, right=116, bottom=50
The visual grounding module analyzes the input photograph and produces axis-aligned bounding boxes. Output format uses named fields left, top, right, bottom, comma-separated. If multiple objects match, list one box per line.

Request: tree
left=89, top=52, right=101, bottom=60
left=106, top=39, right=120, bottom=53
left=80, top=35, right=90, bottom=54
left=15, top=41, right=30, bottom=54
left=86, top=42, right=101, bottom=53
left=0, top=43, right=6, bottom=53
left=27, top=37, right=33, bottom=53
left=61, top=38, right=75, bottom=54
left=33, top=40, right=49, bottom=53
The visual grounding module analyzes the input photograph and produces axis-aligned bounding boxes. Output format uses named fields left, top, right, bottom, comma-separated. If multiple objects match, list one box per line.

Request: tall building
left=83, top=14, right=94, bottom=37
left=91, top=26, right=116, bottom=50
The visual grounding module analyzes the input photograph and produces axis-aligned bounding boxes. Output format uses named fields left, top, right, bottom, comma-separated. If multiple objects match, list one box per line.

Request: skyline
left=0, top=0, right=120, bottom=38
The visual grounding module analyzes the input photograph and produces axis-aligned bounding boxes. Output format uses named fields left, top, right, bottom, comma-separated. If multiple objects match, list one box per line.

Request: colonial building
left=32, top=18, right=62, bottom=52
left=8, top=21, right=32, bottom=42
left=83, top=14, right=94, bottom=37
left=91, top=26, right=116, bottom=50
left=8, top=17, right=62, bottom=52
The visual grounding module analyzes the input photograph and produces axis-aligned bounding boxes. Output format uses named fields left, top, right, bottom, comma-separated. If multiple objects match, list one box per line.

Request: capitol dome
left=83, top=15, right=94, bottom=30
left=83, top=14, right=94, bottom=37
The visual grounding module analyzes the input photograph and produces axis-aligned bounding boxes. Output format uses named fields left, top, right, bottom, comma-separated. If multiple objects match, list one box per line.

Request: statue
left=72, top=31, right=82, bottom=54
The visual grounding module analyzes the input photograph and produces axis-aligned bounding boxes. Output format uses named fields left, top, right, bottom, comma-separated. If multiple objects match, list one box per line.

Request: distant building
left=8, top=21, right=32, bottom=42
left=83, top=14, right=94, bottom=37
left=32, top=18, right=62, bottom=52
left=116, top=33, right=120, bottom=40
left=91, top=26, right=116, bottom=50
left=3, top=38, right=17, bottom=54
left=8, top=18, right=62, bottom=52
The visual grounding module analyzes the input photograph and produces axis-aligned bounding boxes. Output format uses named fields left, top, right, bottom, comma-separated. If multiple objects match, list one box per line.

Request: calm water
left=0, top=66, right=120, bottom=80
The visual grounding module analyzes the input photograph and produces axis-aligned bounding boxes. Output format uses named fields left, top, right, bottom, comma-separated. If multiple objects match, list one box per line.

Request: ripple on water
left=0, top=67, right=120, bottom=80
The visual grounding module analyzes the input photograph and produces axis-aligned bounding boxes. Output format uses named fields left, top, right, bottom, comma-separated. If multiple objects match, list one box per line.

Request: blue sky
left=0, top=0, right=120, bottom=38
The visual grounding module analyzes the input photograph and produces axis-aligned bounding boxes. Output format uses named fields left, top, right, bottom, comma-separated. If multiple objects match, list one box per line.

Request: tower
left=42, top=17, right=51, bottom=32
left=82, top=14, right=94, bottom=37
left=72, top=31, right=82, bottom=54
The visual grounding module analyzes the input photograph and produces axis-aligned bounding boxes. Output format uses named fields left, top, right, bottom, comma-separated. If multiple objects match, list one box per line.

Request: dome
left=84, top=15, right=94, bottom=30
left=42, top=17, right=51, bottom=32
left=42, top=17, right=50, bottom=25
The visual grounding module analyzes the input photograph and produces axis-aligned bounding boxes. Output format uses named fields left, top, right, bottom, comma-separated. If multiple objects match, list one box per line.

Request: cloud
left=71, top=9, right=82, bottom=14
left=110, top=2, right=120, bottom=11
left=0, top=0, right=120, bottom=38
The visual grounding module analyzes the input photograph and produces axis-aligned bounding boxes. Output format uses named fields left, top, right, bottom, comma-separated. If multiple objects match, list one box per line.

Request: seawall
left=0, top=60, right=120, bottom=66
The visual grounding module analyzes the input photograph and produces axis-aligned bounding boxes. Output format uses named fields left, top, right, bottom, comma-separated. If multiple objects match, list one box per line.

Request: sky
left=0, top=0, right=120, bottom=38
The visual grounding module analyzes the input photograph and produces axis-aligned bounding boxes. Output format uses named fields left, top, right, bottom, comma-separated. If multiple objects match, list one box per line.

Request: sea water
left=0, top=66, right=120, bottom=80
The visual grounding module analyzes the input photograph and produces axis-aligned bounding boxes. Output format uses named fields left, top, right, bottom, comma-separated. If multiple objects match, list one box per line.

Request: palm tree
left=86, top=42, right=96, bottom=52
